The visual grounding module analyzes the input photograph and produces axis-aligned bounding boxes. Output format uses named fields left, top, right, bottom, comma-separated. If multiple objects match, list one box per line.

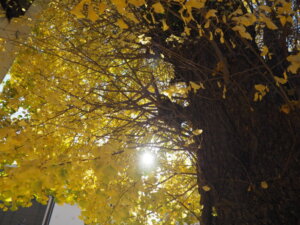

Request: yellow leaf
left=281, top=2, right=293, bottom=14
left=125, top=12, right=139, bottom=23
left=232, top=25, right=252, bottom=40
left=202, top=185, right=211, bottom=191
left=274, top=76, right=287, bottom=85
left=190, top=81, right=204, bottom=93
left=185, top=0, right=206, bottom=9
left=186, top=137, right=195, bottom=146
left=232, top=13, right=256, bottom=27
left=215, top=28, right=224, bottom=43
left=116, top=19, right=128, bottom=29
left=198, top=27, right=204, bottom=36
left=205, top=9, right=217, bottom=19
left=260, top=14, right=278, bottom=30
left=278, top=16, right=286, bottom=26
left=111, top=0, right=126, bottom=14
left=283, top=71, right=288, bottom=80
left=280, top=104, right=290, bottom=114
left=286, top=16, right=293, bottom=24
left=222, top=15, right=227, bottom=23
left=254, top=84, right=268, bottom=92
left=87, top=6, right=99, bottom=22
left=260, top=181, right=268, bottom=189
left=254, top=84, right=269, bottom=101
left=243, top=13, right=256, bottom=26
left=259, top=5, right=271, bottom=13
left=287, top=53, right=300, bottom=74
left=161, top=19, right=169, bottom=31
left=260, top=46, right=269, bottom=57
left=184, top=27, right=191, bottom=36
left=152, top=2, right=165, bottom=14
left=128, top=0, right=145, bottom=7
left=209, top=31, right=213, bottom=40
left=192, top=129, right=203, bottom=135
left=147, top=85, right=155, bottom=93
left=229, top=8, right=243, bottom=18
left=98, top=2, right=107, bottom=14
left=265, top=18, right=278, bottom=30
left=204, top=20, right=210, bottom=28
left=4, top=197, right=12, bottom=203
left=220, top=34, right=224, bottom=43
left=230, top=40, right=236, bottom=48
left=163, top=83, right=189, bottom=98
left=71, top=0, right=89, bottom=18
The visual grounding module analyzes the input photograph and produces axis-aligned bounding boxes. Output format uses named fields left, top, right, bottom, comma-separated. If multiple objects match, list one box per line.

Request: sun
left=140, top=151, right=155, bottom=168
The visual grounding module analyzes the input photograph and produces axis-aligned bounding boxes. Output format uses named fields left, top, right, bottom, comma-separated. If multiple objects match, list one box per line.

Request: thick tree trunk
left=150, top=22, right=300, bottom=225
left=0, top=0, right=50, bottom=81
left=191, top=94, right=300, bottom=225
left=145, top=0, right=300, bottom=222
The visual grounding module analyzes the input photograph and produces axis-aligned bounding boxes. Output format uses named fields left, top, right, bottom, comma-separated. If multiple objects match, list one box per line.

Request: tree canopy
left=0, top=0, right=299, bottom=225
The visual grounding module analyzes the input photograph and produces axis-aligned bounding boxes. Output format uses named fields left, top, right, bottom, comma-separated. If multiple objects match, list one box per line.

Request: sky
left=49, top=204, right=84, bottom=225
left=0, top=73, right=10, bottom=92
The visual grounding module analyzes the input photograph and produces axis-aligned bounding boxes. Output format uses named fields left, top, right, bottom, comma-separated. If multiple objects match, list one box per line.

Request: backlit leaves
left=116, top=19, right=128, bottom=29
left=70, top=0, right=89, bottom=18
left=287, top=53, right=300, bottom=74
left=152, top=2, right=165, bottom=14
left=0, top=1, right=200, bottom=223
left=232, top=25, right=253, bottom=40
left=254, top=84, right=269, bottom=101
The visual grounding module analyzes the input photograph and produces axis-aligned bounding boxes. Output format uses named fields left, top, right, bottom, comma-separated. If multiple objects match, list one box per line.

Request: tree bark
left=146, top=2, right=300, bottom=223
left=0, top=0, right=50, bottom=81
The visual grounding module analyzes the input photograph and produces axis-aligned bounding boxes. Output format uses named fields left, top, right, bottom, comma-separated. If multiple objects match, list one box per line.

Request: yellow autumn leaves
left=70, top=0, right=299, bottom=80
left=0, top=2, right=202, bottom=223
left=163, top=81, right=205, bottom=99
left=287, top=53, right=300, bottom=74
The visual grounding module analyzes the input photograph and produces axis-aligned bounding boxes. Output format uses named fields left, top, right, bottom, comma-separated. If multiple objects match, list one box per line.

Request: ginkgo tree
left=0, top=0, right=300, bottom=225
left=1, top=1, right=201, bottom=224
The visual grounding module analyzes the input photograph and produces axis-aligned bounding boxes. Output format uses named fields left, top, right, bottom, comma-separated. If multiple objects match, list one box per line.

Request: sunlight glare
left=140, top=151, right=155, bottom=168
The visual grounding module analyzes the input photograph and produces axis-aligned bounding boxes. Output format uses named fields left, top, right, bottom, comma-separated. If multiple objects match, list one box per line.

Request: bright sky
left=49, top=204, right=84, bottom=225
left=140, top=151, right=155, bottom=167
left=0, top=73, right=10, bottom=92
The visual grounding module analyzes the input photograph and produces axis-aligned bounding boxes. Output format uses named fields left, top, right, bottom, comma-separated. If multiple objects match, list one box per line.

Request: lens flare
left=140, top=151, right=155, bottom=168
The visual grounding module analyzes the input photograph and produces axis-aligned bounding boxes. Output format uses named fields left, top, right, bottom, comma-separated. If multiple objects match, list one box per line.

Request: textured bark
left=160, top=41, right=300, bottom=224
left=145, top=1, right=300, bottom=223
left=0, top=0, right=50, bottom=81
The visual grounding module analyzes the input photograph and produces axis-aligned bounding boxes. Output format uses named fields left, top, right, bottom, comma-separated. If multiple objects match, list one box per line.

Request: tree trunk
left=0, top=0, right=50, bottom=81
left=191, top=93, right=300, bottom=225
left=148, top=13, right=300, bottom=225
